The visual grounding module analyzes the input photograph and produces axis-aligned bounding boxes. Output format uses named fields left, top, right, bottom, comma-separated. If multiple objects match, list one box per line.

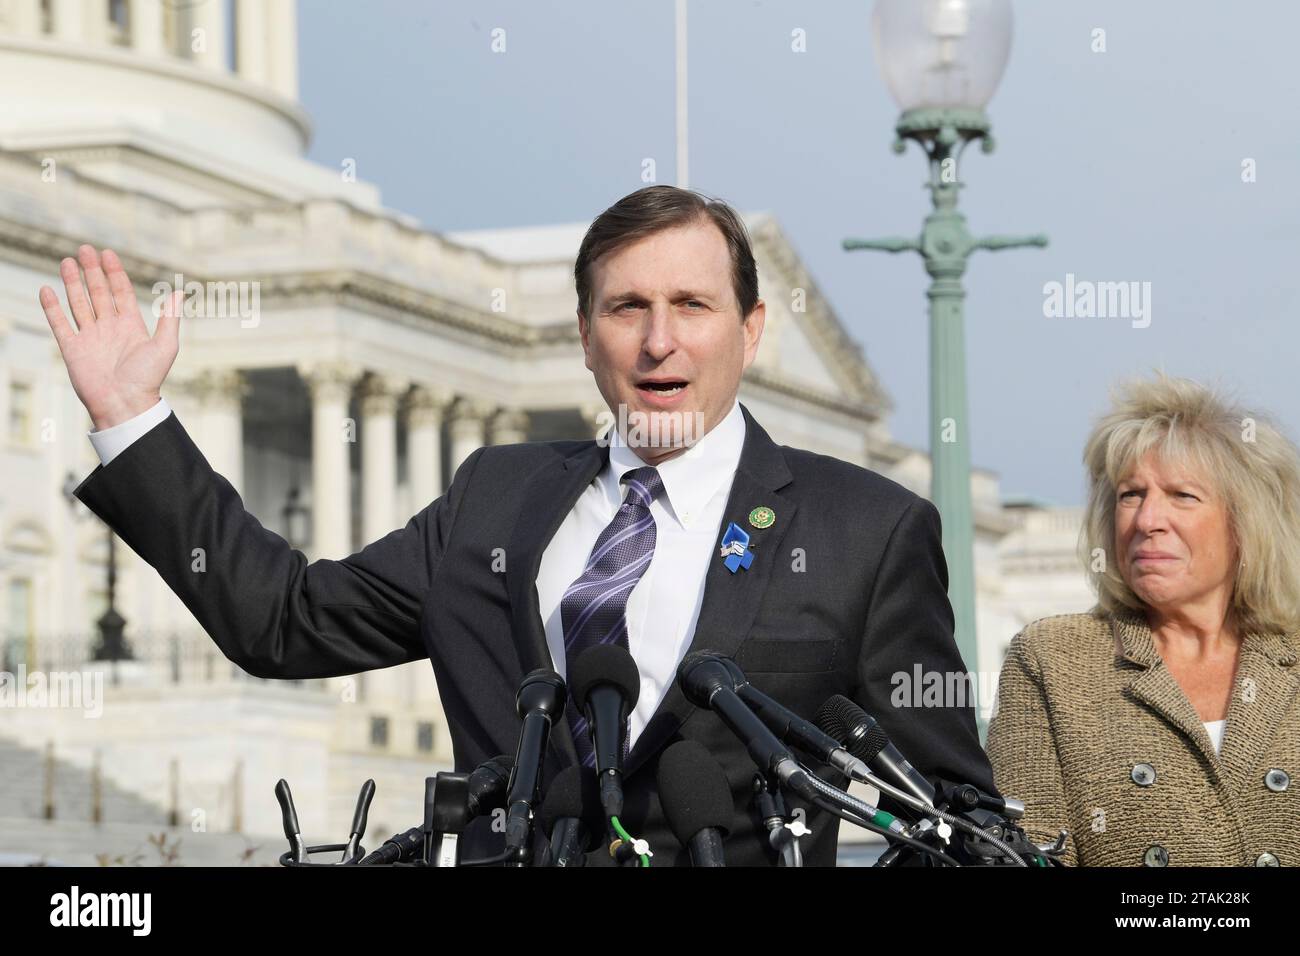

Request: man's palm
left=40, top=245, right=181, bottom=431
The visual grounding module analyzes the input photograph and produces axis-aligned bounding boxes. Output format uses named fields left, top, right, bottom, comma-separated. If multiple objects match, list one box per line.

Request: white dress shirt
left=1203, top=718, right=1226, bottom=755
left=87, top=395, right=748, bottom=751
left=87, top=396, right=173, bottom=465
left=536, top=399, right=745, bottom=750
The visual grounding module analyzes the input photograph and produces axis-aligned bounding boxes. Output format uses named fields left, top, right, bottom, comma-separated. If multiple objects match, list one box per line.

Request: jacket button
left=1265, top=769, right=1290, bottom=793
left=1143, top=845, right=1169, bottom=867
left=1131, top=763, right=1157, bottom=786
left=1256, top=852, right=1280, bottom=866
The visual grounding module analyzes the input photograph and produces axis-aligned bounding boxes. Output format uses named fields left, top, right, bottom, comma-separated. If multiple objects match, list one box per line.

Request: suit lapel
left=1219, top=633, right=1299, bottom=796
left=1115, top=610, right=1300, bottom=795
left=625, top=403, right=795, bottom=776
left=1116, top=611, right=1227, bottom=778
left=505, top=439, right=608, bottom=770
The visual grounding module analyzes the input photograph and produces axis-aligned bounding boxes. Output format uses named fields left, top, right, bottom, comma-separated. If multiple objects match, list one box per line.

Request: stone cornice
left=0, top=35, right=311, bottom=146
left=748, top=216, right=894, bottom=416
left=0, top=173, right=887, bottom=429
left=740, top=367, right=879, bottom=423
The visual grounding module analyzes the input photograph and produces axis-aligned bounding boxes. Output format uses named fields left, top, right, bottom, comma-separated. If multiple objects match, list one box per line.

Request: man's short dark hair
left=574, top=185, right=759, bottom=321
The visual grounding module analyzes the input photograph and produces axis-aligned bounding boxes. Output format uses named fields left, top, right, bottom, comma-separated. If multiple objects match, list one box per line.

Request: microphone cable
left=805, top=769, right=1026, bottom=867
left=609, top=815, right=651, bottom=867
left=802, top=780, right=961, bottom=867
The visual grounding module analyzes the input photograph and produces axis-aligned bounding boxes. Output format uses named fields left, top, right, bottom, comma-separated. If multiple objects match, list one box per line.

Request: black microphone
left=676, top=651, right=815, bottom=801
left=657, top=740, right=732, bottom=867
left=358, top=826, right=424, bottom=865
left=537, top=765, right=601, bottom=867
left=570, top=645, right=640, bottom=820
left=693, top=652, right=874, bottom=784
left=504, top=669, right=566, bottom=863
left=816, top=695, right=936, bottom=808
left=467, top=754, right=513, bottom=818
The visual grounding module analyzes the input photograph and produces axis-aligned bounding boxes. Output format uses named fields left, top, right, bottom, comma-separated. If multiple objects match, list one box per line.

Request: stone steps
left=0, top=735, right=168, bottom=826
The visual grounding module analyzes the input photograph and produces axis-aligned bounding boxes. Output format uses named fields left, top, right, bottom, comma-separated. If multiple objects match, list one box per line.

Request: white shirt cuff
left=88, top=396, right=173, bottom=466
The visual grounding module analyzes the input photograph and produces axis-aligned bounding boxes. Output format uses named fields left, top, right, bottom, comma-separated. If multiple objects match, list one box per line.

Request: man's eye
left=1119, top=490, right=1140, bottom=499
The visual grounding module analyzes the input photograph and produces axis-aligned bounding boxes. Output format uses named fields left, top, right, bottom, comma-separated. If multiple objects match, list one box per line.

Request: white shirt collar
left=605, top=400, right=746, bottom=530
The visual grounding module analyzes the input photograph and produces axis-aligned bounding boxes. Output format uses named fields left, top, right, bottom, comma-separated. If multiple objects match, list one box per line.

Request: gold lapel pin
left=748, top=506, right=775, bottom=530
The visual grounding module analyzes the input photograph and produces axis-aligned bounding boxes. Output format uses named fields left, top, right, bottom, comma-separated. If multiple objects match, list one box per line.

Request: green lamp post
left=845, top=0, right=1046, bottom=682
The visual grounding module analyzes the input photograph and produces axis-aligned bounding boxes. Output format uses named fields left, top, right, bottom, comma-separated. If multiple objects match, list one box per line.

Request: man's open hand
left=39, top=245, right=182, bottom=432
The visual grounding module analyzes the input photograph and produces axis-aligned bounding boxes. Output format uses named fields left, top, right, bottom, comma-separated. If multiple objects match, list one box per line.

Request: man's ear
left=741, top=299, right=766, bottom=371
left=578, top=309, right=592, bottom=371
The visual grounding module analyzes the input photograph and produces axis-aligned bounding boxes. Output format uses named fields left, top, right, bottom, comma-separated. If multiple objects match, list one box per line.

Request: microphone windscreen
left=570, top=644, right=641, bottom=712
left=656, top=740, right=734, bottom=841
left=816, top=694, right=888, bottom=762
left=537, top=766, right=602, bottom=834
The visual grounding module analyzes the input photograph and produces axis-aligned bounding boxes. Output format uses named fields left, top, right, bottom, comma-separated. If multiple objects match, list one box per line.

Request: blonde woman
left=987, top=373, right=1300, bottom=866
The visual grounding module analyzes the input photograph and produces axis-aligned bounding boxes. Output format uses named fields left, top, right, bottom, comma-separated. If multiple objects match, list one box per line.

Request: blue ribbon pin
left=719, top=522, right=753, bottom=574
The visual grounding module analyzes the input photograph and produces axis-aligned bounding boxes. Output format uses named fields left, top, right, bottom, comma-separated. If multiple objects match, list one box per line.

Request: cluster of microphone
left=276, top=643, right=1054, bottom=867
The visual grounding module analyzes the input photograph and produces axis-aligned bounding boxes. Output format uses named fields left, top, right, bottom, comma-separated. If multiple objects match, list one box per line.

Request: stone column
left=447, top=397, right=491, bottom=475
left=84, top=0, right=108, bottom=44
left=50, top=0, right=85, bottom=41
left=359, top=374, right=408, bottom=544
left=265, top=0, right=299, bottom=100
left=234, top=0, right=267, bottom=84
left=194, top=369, right=248, bottom=497
left=190, top=0, right=228, bottom=71
left=10, top=0, right=42, bottom=36
left=407, top=385, right=453, bottom=501
left=299, top=361, right=362, bottom=560
left=356, top=376, right=406, bottom=708
left=489, top=408, right=529, bottom=445
left=129, top=0, right=165, bottom=55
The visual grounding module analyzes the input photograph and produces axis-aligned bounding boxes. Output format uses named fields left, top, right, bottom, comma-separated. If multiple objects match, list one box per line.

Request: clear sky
left=298, top=0, right=1300, bottom=507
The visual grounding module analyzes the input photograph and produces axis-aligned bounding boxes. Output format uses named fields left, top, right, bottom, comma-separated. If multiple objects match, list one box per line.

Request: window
left=108, top=0, right=129, bottom=45
left=416, top=722, right=435, bottom=753
left=6, top=578, right=34, bottom=672
left=9, top=381, right=32, bottom=444
left=369, top=716, right=389, bottom=749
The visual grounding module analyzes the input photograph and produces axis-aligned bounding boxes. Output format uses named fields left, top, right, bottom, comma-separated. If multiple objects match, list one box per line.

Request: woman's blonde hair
left=1078, top=371, right=1300, bottom=635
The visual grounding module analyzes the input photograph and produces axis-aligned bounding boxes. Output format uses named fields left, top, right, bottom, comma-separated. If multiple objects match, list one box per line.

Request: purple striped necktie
left=563, top=465, right=665, bottom=767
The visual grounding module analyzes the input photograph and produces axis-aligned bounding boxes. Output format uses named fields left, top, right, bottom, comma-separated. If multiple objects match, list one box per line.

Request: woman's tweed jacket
left=986, top=608, right=1300, bottom=866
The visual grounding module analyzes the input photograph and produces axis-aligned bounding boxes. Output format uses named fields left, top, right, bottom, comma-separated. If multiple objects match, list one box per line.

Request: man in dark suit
left=41, top=185, right=996, bottom=866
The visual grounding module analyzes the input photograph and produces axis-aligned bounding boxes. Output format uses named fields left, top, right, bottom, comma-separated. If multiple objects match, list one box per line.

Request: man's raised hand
left=39, top=245, right=182, bottom=432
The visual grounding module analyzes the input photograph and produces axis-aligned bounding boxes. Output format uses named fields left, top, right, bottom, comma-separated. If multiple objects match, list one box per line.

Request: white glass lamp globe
left=871, top=0, right=1013, bottom=113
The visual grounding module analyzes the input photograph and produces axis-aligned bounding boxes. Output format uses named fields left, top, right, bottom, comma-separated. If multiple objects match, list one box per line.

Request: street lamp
left=62, top=471, right=133, bottom=676
left=845, top=0, right=1046, bottom=684
left=281, top=482, right=311, bottom=552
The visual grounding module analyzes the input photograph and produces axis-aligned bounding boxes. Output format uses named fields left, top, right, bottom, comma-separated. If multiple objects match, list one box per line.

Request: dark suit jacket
left=74, top=401, right=997, bottom=866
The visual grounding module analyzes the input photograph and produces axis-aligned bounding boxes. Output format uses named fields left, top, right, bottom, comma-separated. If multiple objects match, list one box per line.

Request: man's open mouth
left=637, top=380, right=689, bottom=397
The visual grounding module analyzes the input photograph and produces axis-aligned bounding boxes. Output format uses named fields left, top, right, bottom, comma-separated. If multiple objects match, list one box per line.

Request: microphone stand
left=751, top=773, right=807, bottom=867
left=274, top=778, right=376, bottom=866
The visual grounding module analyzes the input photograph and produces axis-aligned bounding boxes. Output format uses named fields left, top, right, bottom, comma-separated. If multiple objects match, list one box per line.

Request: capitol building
left=0, top=1, right=1090, bottom=864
